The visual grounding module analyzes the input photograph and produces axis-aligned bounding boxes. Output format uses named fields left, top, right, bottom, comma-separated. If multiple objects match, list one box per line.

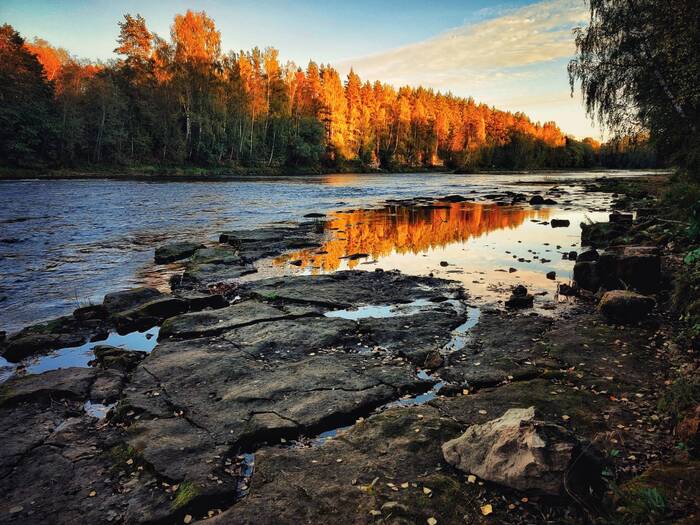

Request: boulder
left=505, top=285, right=534, bottom=309
left=546, top=271, right=556, bottom=280
left=598, top=290, right=655, bottom=323
left=442, top=407, right=585, bottom=495
left=529, top=195, right=545, bottom=205
left=573, top=261, right=601, bottom=292
left=615, top=250, right=661, bottom=293
left=102, top=287, right=164, bottom=315
left=550, top=219, right=570, bottom=228
left=154, top=241, right=205, bottom=264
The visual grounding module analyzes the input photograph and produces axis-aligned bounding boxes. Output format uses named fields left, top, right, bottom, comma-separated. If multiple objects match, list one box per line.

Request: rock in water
left=154, top=241, right=205, bottom=264
left=505, top=285, right=534, bottom=308
left=550, top=219, right=570, bottom=228
left=598, top=290, right=655, bottom=323
left=442, top=407, right=580, bottom=495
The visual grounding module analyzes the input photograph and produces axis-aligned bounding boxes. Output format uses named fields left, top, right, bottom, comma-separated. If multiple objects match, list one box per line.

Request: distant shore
left=0, top=165, right=665, bottom=182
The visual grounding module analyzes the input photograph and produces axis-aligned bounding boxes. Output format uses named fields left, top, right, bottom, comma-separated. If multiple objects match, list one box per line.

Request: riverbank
left=0, top=174, right=698, bottom=524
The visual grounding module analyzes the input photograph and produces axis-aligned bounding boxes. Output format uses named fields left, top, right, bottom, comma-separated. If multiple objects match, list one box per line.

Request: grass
left=616, top=487, right=667, bottom=523
left=172, top=481, right=200, bottom=510
left=657, top=376, right=700, bottom=421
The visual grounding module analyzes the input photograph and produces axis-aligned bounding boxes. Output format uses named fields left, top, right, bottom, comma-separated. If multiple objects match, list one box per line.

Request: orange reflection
left=277, top=202, right=552, bottom=273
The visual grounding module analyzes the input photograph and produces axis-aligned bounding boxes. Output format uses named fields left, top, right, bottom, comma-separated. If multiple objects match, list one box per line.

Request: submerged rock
left=442, top=407, right=589, bottom=495
left=598, top=290, right=655, bottom=323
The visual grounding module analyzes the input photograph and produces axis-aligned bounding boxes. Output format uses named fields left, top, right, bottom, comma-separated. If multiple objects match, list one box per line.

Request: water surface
left=0, top=171, right=650, bottom=332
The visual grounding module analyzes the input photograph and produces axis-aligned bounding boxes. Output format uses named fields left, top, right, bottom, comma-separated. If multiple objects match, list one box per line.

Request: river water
left=0, top=171, right=652, bottom=333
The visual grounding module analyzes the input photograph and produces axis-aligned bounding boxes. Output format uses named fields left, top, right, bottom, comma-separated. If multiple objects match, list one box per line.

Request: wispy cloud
left=339, top=0, right=597, bottom=137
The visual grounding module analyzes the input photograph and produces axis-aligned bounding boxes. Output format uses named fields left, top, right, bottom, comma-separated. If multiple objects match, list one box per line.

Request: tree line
left=1, top=11, right=657, bottom=173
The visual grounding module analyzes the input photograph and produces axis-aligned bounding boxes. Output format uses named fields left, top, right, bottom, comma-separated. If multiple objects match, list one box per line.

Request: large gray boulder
left=598, top=290, right=655, bottom=323
left=102, top=287, right=164, bottom=315
left=442, top=407, right=580, bottom=495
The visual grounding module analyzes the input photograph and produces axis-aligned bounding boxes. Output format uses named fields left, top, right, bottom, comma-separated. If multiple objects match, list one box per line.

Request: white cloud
left=338, top=0, right=599, bottom=138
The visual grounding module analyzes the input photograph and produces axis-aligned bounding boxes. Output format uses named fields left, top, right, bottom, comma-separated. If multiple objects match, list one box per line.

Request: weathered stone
left=546, top=271, right=556, bottom=280
left=154, top=241, right=205, bottom=264
left=113, top=296, right=188, bottom=333
left=598, top=290, right=655, bottom=323
left=423, top=350, right=444, bottom=370
left=442, top=407, right=584, bottom=495
left=550, top=219, right=570, bottom=228
left=102, top=287, right=164, bottom=315
left=0, top=368, right=95, bottom=407
left=505, top=285, right=533, bottom=308
left=160, top=300, right=321, bottom=339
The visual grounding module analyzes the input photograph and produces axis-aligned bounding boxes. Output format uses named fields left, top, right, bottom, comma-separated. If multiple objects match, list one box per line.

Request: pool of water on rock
left=1, top=326, right=160, bottom=382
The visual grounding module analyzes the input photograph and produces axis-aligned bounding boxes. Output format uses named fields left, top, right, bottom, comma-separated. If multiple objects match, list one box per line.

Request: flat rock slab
left=160, top=300, right=322, bottom=339
left=244, top=270, right=461, bottom=308
left=154, top=241, right=205, bottom=264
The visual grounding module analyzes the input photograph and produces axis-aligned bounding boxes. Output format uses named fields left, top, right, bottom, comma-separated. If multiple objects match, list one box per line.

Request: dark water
left=0, top=171, right=650, bottom=333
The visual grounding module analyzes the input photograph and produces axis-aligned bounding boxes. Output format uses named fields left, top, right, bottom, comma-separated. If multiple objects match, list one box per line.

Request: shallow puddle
left=323, top=298, right=436, bottom=320
left=7, top=326, right=160, bottom=381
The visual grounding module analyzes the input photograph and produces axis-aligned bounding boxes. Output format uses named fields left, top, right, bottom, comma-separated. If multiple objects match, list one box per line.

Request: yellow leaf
left=480, top=504, right=493, bottom=516
left=427, top=518, right=438, bottom=525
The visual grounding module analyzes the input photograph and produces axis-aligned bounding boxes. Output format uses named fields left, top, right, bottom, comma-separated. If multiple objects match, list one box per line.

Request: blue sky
left=0, top=0, right=600, bottom=138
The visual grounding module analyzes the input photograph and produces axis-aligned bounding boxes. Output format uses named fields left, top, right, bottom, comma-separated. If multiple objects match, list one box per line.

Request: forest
left=0, top=11, right=656, bottom=174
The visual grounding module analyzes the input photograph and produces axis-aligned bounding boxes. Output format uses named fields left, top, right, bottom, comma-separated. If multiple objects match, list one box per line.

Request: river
left=0, top=170, right=654, bottom=333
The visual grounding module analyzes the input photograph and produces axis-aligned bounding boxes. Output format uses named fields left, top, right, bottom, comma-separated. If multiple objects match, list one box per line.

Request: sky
left=0, top=0, right=601, bottom=139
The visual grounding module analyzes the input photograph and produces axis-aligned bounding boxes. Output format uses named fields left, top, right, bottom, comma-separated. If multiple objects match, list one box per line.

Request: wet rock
left=2, top=332, right=86, bottom=362
left=90, top=344, right=146, bottom=372
left=567, top=250, right=578, bottom=260
left=102, top=287, right=164, bottom=315
left=154, top=241, right=205, bottom=264
left=505, top=285, right=534, bottom=309
left=113, top=296, right=188, bottom=333
left=442, top=407, right=590, bottom=495
left=598, top=290, right=655, bottom=323
left=546, top=271, right=556, bottom=280
left=550, top=219, right=570, bottom=228
left=529, top=195, right=545, bottom=205
left=439, top=261, right=449, bottom=267
left=303, top=212, right=326, bottom=218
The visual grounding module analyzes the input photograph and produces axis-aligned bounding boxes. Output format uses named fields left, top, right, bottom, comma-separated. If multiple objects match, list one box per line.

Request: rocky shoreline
left=1, top=177, right=698, bottom=524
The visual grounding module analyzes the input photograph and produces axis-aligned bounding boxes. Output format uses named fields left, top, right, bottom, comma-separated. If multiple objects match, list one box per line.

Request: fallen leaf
left=467, top=475, right=477, bottom=484
left=480, top=504, right=493, bottom=516
left=183, top=515, right=193, bottom=524
left=427, top=518, right=438, bottom=525
left=423, top=487, right=433, bottom=495
left=88, top=491, right=96, bottom=497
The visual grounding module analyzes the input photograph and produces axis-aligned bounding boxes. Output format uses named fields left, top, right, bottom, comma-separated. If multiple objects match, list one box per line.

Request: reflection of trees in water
left=277, top=202, right=551, bottom=272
